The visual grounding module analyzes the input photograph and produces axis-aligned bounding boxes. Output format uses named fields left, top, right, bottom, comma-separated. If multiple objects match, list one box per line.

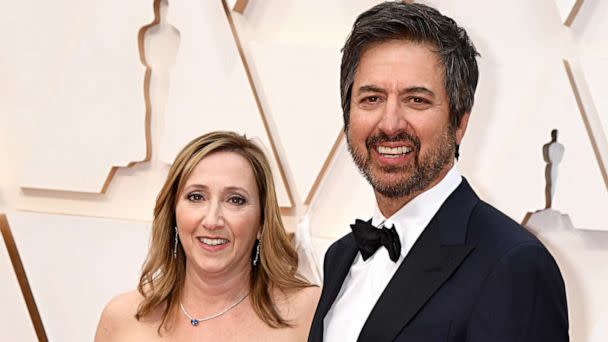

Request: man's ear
left=456, top=112, right=470, bottom=145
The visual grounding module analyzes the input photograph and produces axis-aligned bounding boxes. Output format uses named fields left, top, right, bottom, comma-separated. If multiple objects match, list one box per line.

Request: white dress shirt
left=323, top=165, right=462, bottom=342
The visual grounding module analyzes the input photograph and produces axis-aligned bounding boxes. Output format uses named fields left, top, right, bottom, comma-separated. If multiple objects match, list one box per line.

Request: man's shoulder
left=468, top=199, right=548, bottom=257
left=323, top=232, right=356, bottom=268
left=446, top=178, right=541, bottom=253
left=325, top=232, right=354, bottom=254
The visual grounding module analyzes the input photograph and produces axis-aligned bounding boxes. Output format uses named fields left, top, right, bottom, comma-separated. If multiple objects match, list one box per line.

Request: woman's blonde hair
left=136, top=131, right=311, bottom=332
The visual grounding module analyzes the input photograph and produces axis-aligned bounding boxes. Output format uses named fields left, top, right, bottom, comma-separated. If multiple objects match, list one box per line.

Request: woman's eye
left=187, top=193, right=204, bottom=202
left=228, top=196, right=246, bottom=206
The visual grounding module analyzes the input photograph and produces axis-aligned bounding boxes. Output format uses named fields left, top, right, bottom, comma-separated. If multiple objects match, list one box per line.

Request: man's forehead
left=352, top=40, right=444, bottom=89
left=358, top=41, right=441, bottom=68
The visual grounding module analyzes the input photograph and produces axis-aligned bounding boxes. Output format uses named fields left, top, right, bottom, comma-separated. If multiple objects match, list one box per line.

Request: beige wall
left=1, top=0, right=607, bottom=341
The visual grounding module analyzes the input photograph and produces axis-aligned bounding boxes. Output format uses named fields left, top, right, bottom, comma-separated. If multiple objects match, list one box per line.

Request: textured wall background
left=1, top=0, right=606, bottom=341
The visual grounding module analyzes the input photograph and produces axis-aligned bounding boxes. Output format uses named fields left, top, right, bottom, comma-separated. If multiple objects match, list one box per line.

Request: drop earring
left=252, top=239, right=261, bottom=266
left=173, top=226, right=178, bottom=259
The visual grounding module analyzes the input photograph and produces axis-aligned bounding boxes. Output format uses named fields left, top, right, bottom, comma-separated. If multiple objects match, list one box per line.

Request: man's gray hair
left=341, top=1, right=480, bottom=130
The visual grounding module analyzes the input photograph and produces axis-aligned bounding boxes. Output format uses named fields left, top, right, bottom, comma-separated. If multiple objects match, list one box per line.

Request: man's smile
left=376, top=145, right=413, bottom=158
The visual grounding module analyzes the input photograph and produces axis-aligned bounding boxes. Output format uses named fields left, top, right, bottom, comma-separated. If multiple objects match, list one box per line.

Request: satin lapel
left=308, top=234, right=358, bottom=342
left=358, top=179, right=479, bottom=341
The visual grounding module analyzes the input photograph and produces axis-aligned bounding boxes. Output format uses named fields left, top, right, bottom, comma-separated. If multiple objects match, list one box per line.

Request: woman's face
left=175, top=151, right=261, bottom=277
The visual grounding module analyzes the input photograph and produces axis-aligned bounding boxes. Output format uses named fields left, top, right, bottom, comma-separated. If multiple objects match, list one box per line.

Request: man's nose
left=377, top=97, right=407, bottom=136
left=202, top=201, right=224, bottom=230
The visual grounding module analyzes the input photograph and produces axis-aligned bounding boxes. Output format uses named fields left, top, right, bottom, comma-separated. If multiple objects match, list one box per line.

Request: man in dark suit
left=308, top=2, right=568, bottom=341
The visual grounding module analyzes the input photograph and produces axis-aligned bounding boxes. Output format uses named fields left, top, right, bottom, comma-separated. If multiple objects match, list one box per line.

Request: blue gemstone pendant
left=191, top=319, right=200, bottom=326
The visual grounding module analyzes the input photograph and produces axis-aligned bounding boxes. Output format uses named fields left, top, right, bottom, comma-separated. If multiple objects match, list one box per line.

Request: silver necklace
left=179, top=292, right=249, bottom=327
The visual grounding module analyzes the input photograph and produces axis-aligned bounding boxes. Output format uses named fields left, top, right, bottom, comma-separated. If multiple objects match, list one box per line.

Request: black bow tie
left=350, top=219, right=402, bottom=262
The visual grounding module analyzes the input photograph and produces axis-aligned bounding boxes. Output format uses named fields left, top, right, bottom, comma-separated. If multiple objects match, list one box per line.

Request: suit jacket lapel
left=358, top=179, right=479, bottom=341
left=309, top=234, right=358, bottom=342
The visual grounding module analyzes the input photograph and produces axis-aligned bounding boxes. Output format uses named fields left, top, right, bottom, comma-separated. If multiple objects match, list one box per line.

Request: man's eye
left=228, top=196, right=247, bottom=206
left=410, top=97, right=430, bottom=104
left=363, top=96, right=380, bottom=103
left=187, top=193, right=204, bottom=201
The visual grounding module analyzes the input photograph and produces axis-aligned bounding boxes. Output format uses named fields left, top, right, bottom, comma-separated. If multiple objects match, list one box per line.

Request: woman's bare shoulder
left=291, top=285, right=321, bottom=309
left=94, top=290, right=143, bottom=341
left=102, top=290, right=143, bottom=321
left=276, top=285, right=321, bottom=323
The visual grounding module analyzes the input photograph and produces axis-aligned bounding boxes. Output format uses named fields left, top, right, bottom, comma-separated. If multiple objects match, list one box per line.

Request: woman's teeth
left=199, top=238, right=229, bottom=246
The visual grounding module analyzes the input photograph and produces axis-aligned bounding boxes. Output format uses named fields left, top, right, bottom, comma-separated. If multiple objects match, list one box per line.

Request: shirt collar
left=371, top=163, right=462, bottom=257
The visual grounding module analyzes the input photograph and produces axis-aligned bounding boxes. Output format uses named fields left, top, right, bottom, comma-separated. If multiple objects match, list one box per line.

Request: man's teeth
left=376, top=146, right=412, bottom=157
left=199, top=238, right=229, bottom=246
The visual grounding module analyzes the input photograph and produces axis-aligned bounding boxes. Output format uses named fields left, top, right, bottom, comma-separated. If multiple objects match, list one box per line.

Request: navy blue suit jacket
left=308, top=179, right=568, bottom=341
